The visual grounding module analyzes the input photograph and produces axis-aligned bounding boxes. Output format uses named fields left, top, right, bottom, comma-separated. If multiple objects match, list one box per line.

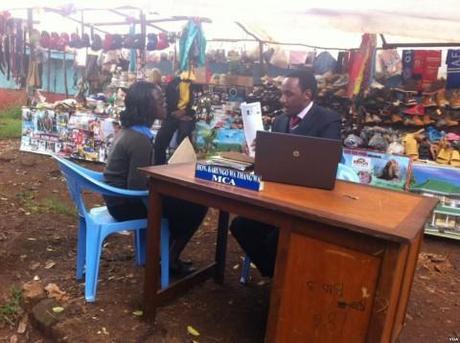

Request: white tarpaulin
left=3, top=0, right=460, bottom=48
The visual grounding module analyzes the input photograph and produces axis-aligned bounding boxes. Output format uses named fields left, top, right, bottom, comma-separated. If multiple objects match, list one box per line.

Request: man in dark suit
left=230, top=70, right=341, bottom=277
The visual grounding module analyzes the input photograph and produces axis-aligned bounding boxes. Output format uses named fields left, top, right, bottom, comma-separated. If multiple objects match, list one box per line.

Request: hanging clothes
left=179, top=19, right=206, bottom=71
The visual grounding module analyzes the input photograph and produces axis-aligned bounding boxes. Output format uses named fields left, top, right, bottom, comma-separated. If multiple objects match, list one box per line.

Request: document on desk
left=240, top=102, right=264, bottom=158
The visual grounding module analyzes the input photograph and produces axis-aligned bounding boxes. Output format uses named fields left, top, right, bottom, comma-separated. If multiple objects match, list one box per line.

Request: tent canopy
left=4, top=0, right=460, bottom=49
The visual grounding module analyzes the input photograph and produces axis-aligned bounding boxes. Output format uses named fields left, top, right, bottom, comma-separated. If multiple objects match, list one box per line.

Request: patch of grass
left=0, top=106, right=22, bottom=139
left=16, top=191, right=76, bottom=217
left=41, top=196, right=77, bottom=217
left=0, top=287, right=23, bottom=327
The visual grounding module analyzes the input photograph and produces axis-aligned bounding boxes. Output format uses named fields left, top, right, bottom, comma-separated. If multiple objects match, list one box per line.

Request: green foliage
left=0, top=106, right=22, bottom=139
left=0, top=287, right=23, bottom=326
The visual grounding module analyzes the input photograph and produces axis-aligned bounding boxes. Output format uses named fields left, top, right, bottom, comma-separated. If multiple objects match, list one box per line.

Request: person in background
left=154, top=69, right=197, bottom=165
left=230, top=70, right=341, bottom=278
left=103, top=81, right=207, bottom=275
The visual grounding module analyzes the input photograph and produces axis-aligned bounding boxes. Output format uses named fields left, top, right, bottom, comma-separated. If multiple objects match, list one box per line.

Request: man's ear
left=303, top=89, right=312, bottom=100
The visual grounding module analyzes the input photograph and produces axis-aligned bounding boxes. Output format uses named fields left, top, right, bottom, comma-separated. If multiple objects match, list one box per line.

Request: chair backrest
left=53, top=156, right=148, bottom=221
left=336, top=163, right=360, bottom=183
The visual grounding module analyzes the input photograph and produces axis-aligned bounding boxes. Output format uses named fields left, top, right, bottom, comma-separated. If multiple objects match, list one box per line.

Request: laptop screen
left=254, top=131, right=342, bottom=190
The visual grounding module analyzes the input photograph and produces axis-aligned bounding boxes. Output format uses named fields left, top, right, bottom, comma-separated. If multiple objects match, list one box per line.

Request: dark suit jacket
left=271, top=103, right=341, bottom=140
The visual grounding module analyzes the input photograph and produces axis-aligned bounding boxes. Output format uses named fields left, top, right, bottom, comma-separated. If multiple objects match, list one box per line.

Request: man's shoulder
left=312, top=104, right=341, bottom=122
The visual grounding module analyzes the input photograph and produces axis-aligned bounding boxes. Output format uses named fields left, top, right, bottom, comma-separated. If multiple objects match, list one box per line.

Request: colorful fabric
left=446, top=49, right=460, bottom=89
left=412, top=50, right=426, bottom=76
left=313, top=51, right=337, bottom=75
left=179, top=19, right=207, bottom=71
left=347, top=33, right=377, bottom=97
left=377, top=49, right=402, bottom=78
left=402, top=50, right=414, bottom=82
left=177, top=81, right=191, bottom=110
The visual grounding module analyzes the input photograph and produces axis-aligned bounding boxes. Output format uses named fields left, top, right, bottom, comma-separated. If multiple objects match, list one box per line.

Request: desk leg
left=214, top=210, right=229, bottom=284
left=143, top=184, right=162, bottom=322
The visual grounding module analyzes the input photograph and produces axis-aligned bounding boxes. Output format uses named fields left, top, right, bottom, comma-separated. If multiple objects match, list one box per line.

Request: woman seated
left=103, top=81, right=207, bottom=275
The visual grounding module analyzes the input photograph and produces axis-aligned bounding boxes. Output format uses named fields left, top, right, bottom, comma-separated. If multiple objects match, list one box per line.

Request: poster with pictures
left=411, top=163, right=460, bottom=236
left=20, top=107, right=118, bottom=163
left=341, top=148, right=412, bottom=191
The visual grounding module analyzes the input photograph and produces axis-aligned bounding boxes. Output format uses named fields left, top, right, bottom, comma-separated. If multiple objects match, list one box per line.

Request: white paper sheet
left=240, top=102, right=264, bottom=158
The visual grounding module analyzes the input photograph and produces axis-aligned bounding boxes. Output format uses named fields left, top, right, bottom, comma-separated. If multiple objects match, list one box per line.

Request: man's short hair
left=286, top=70, right=317, bottom=98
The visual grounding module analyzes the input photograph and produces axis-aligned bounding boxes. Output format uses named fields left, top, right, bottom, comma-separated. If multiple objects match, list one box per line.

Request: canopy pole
left=26, top=8, right=34, bottom=104
left=383, top=42, right=460, bottom=48
left=140, top=10, right=147, bottom=71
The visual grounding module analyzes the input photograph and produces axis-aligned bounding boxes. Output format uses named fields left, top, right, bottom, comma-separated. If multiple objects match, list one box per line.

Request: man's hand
left=242, top=139, right=256, bottom=155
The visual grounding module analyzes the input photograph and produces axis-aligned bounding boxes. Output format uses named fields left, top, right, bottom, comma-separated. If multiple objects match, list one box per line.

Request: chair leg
left=240, top=256, right=251, bottom=285
left=76, top=217, right=86, bottom=280
left=84, top=226, right=103, bottom=302
left=160, top=218, right=170, bottom=289
left=134, top=229, right=146, bottom=266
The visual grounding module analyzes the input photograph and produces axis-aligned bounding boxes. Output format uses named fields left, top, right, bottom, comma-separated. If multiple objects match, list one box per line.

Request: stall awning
left=3, top=0, right=460, bottom=49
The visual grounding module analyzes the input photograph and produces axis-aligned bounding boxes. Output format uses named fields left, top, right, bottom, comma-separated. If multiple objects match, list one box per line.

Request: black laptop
left=254, top=131, right=342, bottom=190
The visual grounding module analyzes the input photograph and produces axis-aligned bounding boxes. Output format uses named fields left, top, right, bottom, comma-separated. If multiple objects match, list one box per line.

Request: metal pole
left=140, top=11, right=146, bottom=70
left=26, top=8, right=34, bottom=103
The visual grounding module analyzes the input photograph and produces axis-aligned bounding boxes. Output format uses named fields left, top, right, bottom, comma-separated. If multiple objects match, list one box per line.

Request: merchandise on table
left=20, top=106, right=117, bottom=162
left=410, top=162, right=460, bottom=239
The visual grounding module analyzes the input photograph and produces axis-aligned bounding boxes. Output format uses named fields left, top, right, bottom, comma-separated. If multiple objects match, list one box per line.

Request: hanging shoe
left=391, top=113, right=403, bottom=123
left=370, top=80, right=385, bottom=89
left=445, top=132, right=460, bottom=141
left=422, top=91, right=437, bottom=107
left=418, top=140, right=433, bottom=160
left=427, top=126, right=443, bottom=142
left=436, top=89, right=450, bottom=107
left=402, top=90, right=418, bottom=106
left=364, top=112, right=374, bottom=124
left=387, top=141, right=405, bottom=154
left=404, top=104, right=425, bottom=116
left=332, top=74, right=349, bottom=88
left=436, top=148, right=452, bottom=164
left=403, top=134, right=419, bottom=159
left=449, top=90, right=460, bottom=109
left=423, top=115, right=435, bottom=125
left=372, top=114, right=382, bottom=124
left=368, top=133, right=388, bottom=151
left=444, top=115, right=459, bottom=127
left=450, top=150, right=460, bottom=167
left=436, top=118, right=447, bottom=128
left=411, top=116, right=425, bottom=126
left=334, top=88, right=348, bottom=98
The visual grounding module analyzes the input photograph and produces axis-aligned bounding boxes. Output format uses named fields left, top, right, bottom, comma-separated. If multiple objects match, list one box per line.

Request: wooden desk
left=141, top=163, right=437, bottom=342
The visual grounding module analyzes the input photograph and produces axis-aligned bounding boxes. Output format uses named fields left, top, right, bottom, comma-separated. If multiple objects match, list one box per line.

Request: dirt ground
left=0, top=138, right=459, bottom=342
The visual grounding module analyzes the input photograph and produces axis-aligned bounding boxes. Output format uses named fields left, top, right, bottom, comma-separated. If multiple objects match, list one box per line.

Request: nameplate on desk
left=195, top=162, right=263, bottom=191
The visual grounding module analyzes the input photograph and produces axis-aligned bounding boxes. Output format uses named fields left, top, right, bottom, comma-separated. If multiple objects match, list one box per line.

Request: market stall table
left=140, top=162, right=437, bottom=342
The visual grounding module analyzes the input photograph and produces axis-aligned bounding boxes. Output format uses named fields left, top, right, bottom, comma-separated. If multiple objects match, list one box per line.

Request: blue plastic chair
left=53, top=156, right=170, bottom=302
left=239, top=163, right=359, bottom=284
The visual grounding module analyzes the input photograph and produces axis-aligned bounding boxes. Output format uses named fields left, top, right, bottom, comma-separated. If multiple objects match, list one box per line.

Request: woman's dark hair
left=120, top=81, right=157, bottom=127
